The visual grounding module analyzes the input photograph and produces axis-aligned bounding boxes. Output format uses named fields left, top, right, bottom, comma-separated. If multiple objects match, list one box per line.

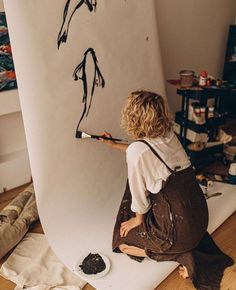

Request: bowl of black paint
left=75, top=253, right=111, bottom=279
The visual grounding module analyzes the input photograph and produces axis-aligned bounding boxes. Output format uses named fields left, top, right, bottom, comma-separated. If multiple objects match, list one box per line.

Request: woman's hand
left=99, top=131, right=117, bottom=148
left=98, top=131, right=129, bottom=152
left=120, top=217, right=142, bottom=237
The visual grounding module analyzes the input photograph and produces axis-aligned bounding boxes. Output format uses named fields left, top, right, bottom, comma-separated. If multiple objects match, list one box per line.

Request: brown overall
left=112, top=140, right=234, bottom=290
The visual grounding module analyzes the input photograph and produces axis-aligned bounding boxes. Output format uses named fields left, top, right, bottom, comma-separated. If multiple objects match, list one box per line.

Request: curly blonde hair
left=121, top=90, right=172, bottom=139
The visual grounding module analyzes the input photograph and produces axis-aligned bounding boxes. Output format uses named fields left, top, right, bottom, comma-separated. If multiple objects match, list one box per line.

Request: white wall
left=157, top=0, right=236, bottom=113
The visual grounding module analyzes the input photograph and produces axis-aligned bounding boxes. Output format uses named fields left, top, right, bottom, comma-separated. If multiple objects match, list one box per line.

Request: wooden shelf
left=175, top=111, right=226, bottom=134
left=173, top=122, right=208, bottom=143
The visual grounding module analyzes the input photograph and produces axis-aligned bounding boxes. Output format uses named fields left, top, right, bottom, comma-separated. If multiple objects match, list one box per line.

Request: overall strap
left=137, top=140, right=174, bottom=173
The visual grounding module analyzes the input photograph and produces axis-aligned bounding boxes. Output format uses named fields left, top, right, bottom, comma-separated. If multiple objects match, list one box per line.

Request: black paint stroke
left=57, top=0, right=97, bottom=49
left=73, top=48, right=105, bottom=130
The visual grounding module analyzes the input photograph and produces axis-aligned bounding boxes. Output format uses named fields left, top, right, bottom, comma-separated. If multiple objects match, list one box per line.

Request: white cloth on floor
left=0, top=233, right=86, bottom=290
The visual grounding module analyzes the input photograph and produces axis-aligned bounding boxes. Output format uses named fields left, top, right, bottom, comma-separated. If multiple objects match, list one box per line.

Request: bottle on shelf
left=193, top=106, right=201, bottom=124
left=216, top=79, right=222, bottom=87
left=199, top=70, right=208, bottom=87
left=207, top=106, right=215, bottom=119
left=188, top=102, right=199, bottom=121
left=200, top=107, right=206, bottom=125
left=207, top=106, right=216, bottom=140
left=192, top=103, right=206, bottom=125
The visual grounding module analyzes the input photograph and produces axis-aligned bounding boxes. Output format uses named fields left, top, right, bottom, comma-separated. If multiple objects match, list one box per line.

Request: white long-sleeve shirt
left=126, top=131, right=191, bottom=214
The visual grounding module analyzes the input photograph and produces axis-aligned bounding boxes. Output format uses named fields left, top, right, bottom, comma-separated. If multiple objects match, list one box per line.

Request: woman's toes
left=178, top=265, right=189, bottom=279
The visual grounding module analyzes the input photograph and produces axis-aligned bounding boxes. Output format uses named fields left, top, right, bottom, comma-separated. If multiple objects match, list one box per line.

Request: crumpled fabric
left=0, top=233, right=86, bottom=290
left=0, top=184, right=35, bottom=224
left=0, top=185, right=39, bottom=260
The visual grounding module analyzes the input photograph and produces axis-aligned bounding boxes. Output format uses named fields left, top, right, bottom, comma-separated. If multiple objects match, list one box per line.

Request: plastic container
left=229, top=163, right=236, bottom=175
left=228, top=163, right=236, bottom=184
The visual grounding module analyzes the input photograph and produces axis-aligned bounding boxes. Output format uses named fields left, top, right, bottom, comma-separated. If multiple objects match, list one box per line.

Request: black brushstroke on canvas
left=73, top=48, right=105, bottom=130
left=57, top=0, right=97, bottom=48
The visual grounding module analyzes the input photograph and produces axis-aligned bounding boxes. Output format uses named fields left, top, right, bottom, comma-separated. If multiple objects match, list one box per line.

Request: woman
left=100, top=90, right=234, bottom=289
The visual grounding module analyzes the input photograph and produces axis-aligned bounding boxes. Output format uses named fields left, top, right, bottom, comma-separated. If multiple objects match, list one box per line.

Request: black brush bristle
left=75, top=130, right=82, bottom=138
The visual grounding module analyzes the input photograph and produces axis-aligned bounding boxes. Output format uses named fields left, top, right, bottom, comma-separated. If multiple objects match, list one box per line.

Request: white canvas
left=3, top=1, right=173, bottom=289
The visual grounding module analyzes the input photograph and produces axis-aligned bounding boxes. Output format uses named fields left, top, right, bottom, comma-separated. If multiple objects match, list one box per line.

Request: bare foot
left=178, top=265, right=189, bottom=279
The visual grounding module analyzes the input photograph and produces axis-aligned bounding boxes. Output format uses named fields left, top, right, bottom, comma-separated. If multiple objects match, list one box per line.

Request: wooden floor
left=0, top=184, right=236, bottom=290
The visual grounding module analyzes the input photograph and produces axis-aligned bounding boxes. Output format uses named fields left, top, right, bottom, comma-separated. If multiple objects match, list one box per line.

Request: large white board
left=4, top=1, right=175, bottom=289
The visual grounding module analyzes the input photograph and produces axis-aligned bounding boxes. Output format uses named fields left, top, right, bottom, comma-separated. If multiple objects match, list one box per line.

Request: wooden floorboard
left=0, top=184, right=235, bottom=290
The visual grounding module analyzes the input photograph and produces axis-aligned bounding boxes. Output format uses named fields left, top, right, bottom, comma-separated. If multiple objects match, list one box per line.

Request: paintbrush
left=75, top=130, right=128, bottom=142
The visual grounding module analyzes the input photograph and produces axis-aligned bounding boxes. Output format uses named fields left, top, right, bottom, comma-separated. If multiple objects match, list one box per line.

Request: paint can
left=224, top=145, right=236, bottom=162
left=179, top=70, right=195, bottom=88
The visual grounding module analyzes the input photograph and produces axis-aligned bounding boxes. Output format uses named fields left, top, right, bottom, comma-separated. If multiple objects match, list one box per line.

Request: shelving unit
left=174, top=86, right=235, bottom=148
left=173, top=85, right=236, bottom=170
left=0, top=90, right=31, bottom=193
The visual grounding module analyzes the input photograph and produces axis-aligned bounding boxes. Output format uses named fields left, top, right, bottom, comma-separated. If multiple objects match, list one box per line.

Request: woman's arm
left=120, top=213, right=144, bottom=237
left=99, top=131, right=129, bottom=152
left=135, top=212, right=144, bottom=224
